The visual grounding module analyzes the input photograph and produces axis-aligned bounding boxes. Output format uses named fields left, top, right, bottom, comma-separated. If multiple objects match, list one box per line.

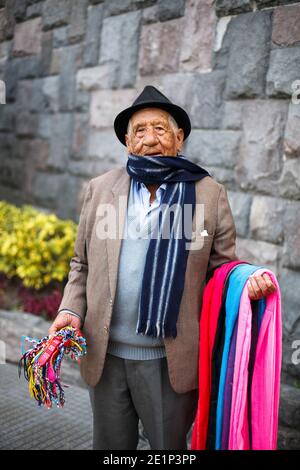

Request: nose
left=143, top=127, right=159, bottom=146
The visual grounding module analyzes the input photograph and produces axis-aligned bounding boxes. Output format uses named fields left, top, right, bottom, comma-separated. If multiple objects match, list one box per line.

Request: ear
left=176, top=128, right=184, bottom=151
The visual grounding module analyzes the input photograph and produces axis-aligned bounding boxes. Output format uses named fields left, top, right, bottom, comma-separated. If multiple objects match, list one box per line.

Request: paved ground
left=0, top=363, right=150, bottom=450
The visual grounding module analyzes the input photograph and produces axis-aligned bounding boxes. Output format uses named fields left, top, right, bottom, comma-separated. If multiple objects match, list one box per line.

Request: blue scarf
left=126, top=152, right=210, bottom=338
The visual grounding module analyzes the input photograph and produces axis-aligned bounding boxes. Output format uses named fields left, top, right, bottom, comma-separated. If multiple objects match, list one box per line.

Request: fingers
left=247, top=273, right=277, bottom=300
left=48, top=313, right=81, bottom=338
left=262, top=273, right=277, bottom=293
left=248, top=275, right=264, bottom=300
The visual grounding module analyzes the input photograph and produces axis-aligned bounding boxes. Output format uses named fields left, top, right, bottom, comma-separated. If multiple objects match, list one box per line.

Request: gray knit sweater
left=107, top=180, right=166, bottom=360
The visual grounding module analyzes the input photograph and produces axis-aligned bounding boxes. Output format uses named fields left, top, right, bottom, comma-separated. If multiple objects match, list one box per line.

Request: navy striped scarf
left=126, top=153, right=210, bottom=338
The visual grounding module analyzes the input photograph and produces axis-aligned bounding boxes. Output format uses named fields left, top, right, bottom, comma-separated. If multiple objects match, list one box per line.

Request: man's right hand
left=48, top=312, right=81, bottom=338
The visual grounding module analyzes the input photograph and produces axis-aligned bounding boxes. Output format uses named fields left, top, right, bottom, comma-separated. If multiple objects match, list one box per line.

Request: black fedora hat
left=113, top=85, right=191, bottom=146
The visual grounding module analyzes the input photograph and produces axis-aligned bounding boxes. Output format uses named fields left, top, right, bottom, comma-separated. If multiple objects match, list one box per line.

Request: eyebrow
left=133, top=120, right=168, bottom=130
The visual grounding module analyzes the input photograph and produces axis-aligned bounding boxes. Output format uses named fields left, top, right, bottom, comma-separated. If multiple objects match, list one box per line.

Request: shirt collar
left=136, top=181, right=167, bottom=191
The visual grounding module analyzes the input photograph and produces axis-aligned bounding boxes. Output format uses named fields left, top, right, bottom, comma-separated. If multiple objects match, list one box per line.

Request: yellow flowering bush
left=0, top=200, right=77, bottom=290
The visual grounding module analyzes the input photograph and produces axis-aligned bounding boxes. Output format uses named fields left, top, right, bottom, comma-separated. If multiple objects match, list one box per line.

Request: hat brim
left=113, top=101, right=191, bottom=146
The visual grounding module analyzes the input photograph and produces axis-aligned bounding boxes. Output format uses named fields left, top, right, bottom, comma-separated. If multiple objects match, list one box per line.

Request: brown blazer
left=57, top=167, right=238, bottom=393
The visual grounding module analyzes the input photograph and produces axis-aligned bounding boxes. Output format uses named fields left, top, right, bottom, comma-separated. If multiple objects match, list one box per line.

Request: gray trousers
left=88, top=352, right=199, bottom=450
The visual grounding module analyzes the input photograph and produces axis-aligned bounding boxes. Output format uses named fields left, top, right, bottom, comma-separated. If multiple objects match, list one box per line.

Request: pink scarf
left=228, top=268, right=282, bottom=450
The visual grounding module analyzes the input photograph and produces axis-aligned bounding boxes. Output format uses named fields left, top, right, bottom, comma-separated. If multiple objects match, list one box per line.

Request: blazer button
left=104, top=326, right=109, bottom=333
left=109, top=298, right=113, bottom=305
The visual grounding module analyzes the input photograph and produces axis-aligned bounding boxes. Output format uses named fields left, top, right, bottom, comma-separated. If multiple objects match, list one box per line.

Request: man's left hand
left=247, top=273, right=277, bottom=300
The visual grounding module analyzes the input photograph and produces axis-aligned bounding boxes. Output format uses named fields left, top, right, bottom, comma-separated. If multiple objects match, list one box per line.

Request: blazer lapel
left=106, top=168, right=131, bottom=302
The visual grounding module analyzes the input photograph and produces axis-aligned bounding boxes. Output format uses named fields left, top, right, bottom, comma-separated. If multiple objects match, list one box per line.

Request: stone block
left=12, top=17, right=42, bottom=57
left=42, top=0, right=72, bottom=30
left=3, top=60, right=20, bottom=101
left=278, top=158, right=300, bottom=200
left=16, top=138, right=49, bottom=171
left=71, top=112, right=89, bottom=159
left=83, top=3, right=104, bottom=66
left=179, top=0, right=216, bottom=73
left=195, top=165, right=236, bottom=186
left=215, top=0, right=252, bottom=16
left=16, top=78, right=46, bottom=112
left=0, top=156, right=24, bottom=189
left=0, top=8, right=6, bottom=42
left=227, top=190, right=252, bottom=238
left=87, top=128, right=127, bottom=162
left=250, top=196, right=284, bottom=244
left=266, top=47, right=300, bottom=97
left=0, top=103, right=15, bottom=131
left=47, top=113, right=74, bottom=171
left=49, top=47, right=61, bottom=74
left=26, top=1, right=43, bottom=19
left=279, top=267, right=300, bottom=335
left=284, top=103, right=300, bottom=158
left=236, top=100, right=289, bottom=194
left=76, top=64, right=114, bottom=91
left=224, top=11, right=272, bottom=98
left=142, top=4, right=159, bottom=24
left=39, top=30, right=54, bottom=77
left=104, top=0, right=156, bottom=17
left=42, top=75, right=60, bottom=112
left=100, top=10, right=142, bottom=88
left=1, top=0, right=15, bottom=39
left=59, top=44, right=82, bottom=111
left=272, top=4, right=300, bottom=47
left=0, top=39, right=11, bottom=60
left=157, top=0, right=185, bottom=22
left=37, top=113, right=52, bottom=139
left=190, top=70, right=226, bottom=129
left=0, top=133, right=16, bottom=160
left=17, top=138, right=50, bottom=194
left=89, top=88, right=137, bottom=129
left=279, top=384, right=300, bottom=430
left=282, top=328, right=300, bottom=383
left=13, top=0, right=27, bottom=21
left=222, top=100, right=243, bottom=130
left=67, top=0, right=88, bottom=43
left=257, top=0, right=299, bottom=9
left=52, top=26, right=68, bottom=47
left=184, top=129, right=241, bottom=168
left=282, top=201, right=300, bottom=270
left=32, top=171, right=67, bottom=206
left=212, top=15, right=232, bottom=71
left=16, top=112, right=38, bottom=137
left=235, top=237, right=280, bottom=274
left=75, top=89, right=90, bottom=112
left=14, top=56, right=41, bottom=80
left=56, top=175, right=89, bottom=220
left=17, top=76, right=41, bottom=110
left=139, top=17, right=184, bottom=76
left=69, top=159, right=110, bottom=178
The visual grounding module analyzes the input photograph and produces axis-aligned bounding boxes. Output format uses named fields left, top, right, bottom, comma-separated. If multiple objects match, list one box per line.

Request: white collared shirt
left=125, top=179, right=167, bottom=239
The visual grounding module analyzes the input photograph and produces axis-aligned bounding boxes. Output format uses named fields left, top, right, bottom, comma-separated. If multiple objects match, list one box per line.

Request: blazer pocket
left=188, top=233, right=213, bottom=255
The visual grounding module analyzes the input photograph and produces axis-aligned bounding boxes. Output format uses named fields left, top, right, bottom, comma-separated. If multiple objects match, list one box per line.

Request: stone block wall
left=0, top=0, right=300, bottom=448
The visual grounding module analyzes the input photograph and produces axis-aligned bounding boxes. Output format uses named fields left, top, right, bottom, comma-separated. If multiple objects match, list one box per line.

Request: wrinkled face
left=125, top=107, right=184, bottom=157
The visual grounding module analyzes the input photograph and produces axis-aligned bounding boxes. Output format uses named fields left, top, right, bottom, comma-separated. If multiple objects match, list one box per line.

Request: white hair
left=126, top=112, right=179, bottom=136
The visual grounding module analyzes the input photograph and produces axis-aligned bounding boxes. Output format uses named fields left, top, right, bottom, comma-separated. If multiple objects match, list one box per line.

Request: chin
left=145, top=153, right=163, bottom=156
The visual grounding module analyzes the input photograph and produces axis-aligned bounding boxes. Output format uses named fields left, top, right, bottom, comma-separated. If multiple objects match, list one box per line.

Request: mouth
left=145, top=152, right=163, bottom=156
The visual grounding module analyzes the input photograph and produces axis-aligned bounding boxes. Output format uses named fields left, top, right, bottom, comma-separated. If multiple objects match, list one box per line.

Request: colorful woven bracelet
left=18, top=326, right=87, bottom=409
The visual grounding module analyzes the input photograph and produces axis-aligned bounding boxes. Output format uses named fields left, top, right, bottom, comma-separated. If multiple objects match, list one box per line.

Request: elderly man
left=49, top=85, right=276, bottom=450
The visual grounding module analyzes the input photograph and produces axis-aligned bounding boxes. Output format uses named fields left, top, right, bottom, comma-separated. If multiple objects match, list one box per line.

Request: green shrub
left=0, top=201, right=77, bottom=290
